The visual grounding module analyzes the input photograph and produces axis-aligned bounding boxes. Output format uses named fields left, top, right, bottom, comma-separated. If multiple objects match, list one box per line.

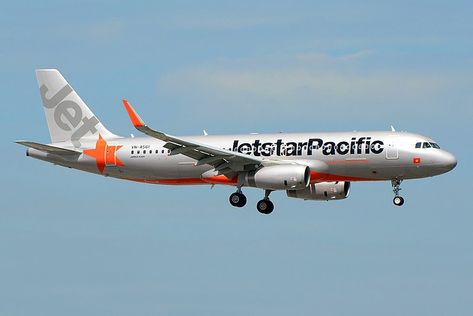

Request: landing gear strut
left=229, top=189, right=247, bottom=207
left=391, top=179, right=405, bottom=206
left=257, top=190, right=274, bottom=214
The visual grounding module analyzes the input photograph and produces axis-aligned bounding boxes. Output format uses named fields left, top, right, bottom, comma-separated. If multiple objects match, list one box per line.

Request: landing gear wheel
left=257, top=199, right=274, bottom=214
left=391, top=179, right=405, bottom=206
left=229, top=192, right=247, bottom=207
left=393, top=196, right=405, bottom=206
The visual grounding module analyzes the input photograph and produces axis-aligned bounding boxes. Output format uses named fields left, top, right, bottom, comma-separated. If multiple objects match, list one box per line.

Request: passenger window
left=131, top=150, right=134, bottom=154
left=162, top=150, right=165, bottom=154
left=423, top=142, right=431, bottom=148
left=137, top=150, right=140, bottom=154
left=415, top=142, right=421, bottom=148
left=155, top=150, right=158, bottom=154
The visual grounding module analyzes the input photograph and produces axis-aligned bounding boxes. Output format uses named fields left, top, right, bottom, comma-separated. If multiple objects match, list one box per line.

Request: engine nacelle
left=244, top=165, right=310, bottom=190
left=286, top=181, right=351, bottom=201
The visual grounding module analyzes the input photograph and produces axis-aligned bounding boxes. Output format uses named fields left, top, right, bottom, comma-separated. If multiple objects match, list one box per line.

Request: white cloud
left=295, top=50, right=374, bottom=62
left=157, top=51, right=453, bottom=119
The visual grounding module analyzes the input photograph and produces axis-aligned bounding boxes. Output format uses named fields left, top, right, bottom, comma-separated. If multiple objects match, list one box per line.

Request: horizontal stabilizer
left=16, top=141, right=82, bottom=156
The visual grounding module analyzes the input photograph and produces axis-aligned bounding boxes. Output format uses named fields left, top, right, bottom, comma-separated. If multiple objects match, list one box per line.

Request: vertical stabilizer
left=36, top=69, right=119, bottom=147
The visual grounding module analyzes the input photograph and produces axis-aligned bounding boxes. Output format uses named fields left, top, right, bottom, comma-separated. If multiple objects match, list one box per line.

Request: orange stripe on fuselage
left=309, top=170, right=377, bottom=183
left=125, top=175, right=237, bottom=185
left=124, top=172, right=378, bottom=186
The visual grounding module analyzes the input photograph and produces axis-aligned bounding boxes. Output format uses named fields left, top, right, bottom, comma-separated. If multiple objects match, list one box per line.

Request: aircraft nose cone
left=440, top=151, right=457, bottom=171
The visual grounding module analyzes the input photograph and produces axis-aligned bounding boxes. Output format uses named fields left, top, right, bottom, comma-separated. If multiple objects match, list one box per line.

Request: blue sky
left=1, top=1, right=472, bottom=315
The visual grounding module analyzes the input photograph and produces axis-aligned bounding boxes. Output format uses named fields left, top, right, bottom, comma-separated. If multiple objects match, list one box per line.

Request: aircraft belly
left=114, top=154, right=212, bottom=181
left=321, top=156, right=404, bottom=180
left=324, top=163, right=434, bottom=181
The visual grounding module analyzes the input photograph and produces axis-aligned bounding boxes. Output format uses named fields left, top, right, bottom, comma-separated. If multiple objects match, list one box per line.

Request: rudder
left=36, top=69, right=119, bottom=147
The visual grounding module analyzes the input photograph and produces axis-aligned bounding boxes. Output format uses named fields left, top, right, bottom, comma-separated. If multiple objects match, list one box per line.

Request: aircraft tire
left=393, top=196, right=405, bottom=206
left=230, top=192, right=247, bottom=207
left=257, top=199, right=274, bottom=214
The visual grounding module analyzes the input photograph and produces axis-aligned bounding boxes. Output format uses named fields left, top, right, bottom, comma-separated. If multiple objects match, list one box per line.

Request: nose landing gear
left=391, top=179, right=405, bottom=206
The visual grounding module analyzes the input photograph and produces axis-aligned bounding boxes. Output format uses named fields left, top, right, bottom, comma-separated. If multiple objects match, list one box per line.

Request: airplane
left=17, top=69, right=457, bottom=214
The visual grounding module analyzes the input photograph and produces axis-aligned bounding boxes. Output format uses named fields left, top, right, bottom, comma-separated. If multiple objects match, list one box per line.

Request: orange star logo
left=83, top=134, right=124, bottom=173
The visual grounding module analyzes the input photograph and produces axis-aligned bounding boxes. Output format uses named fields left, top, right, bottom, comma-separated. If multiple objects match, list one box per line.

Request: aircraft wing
left=122, top=100, right=263, bottom=175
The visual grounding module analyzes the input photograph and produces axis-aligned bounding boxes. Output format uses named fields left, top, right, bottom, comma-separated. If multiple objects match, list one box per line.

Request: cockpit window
left=416, top=141, right=440, bottom=149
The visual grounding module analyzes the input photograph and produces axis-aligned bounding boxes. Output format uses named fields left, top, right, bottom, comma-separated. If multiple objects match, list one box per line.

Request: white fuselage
left=27, top=130, right=457, bottom=186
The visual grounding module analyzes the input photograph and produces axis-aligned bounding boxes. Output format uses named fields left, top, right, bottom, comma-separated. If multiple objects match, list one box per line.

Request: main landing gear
left=391, top=179, right=405, bottom=206
left=256, top=190, right=274, bottom=215
left=229, top=189, right=274, bottom=214
left=229, top=190, right=247, bottom=207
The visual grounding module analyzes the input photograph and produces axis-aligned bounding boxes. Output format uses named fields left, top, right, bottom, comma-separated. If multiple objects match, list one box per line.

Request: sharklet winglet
left=122, top=99, right=145, bottom=127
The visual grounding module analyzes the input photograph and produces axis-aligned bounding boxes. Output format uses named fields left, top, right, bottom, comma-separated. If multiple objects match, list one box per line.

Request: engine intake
left=287, top=181, right=350, bottom=200
left=244, top=165, right=310, bottom=190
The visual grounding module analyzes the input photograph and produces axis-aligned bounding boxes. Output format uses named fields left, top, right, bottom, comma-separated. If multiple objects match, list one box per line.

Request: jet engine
left=286, top=181, right=350, bottom=200
left=244, top=165, right=310, bottom=190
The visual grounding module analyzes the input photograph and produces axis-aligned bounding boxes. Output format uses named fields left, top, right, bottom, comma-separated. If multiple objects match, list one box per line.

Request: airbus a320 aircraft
left=17, top=70, right=457, bottom=214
